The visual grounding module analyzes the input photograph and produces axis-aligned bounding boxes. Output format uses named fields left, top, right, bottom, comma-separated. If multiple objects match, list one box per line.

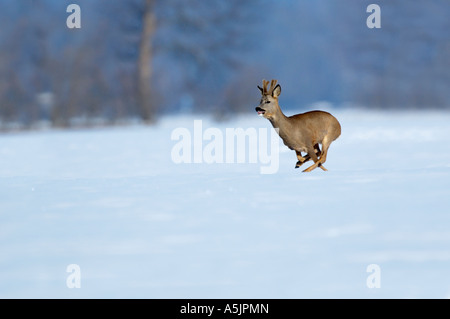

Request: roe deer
left=255, top=79, right=341, bottom=172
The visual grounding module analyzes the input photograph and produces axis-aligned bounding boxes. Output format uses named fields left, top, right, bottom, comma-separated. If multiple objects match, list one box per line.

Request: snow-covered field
left=1, top=109, right=450, bottom=298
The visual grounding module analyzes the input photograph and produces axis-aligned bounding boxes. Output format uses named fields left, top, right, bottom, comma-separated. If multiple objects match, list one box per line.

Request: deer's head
left=256, top=79, right=281, bottom=120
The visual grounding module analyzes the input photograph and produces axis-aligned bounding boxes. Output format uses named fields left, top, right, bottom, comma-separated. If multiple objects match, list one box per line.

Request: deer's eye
left=265, top=100, right=270, bottom=104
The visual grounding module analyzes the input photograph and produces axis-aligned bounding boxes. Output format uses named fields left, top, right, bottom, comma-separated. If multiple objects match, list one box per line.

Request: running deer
left=255, top=79, right=341, bottom=172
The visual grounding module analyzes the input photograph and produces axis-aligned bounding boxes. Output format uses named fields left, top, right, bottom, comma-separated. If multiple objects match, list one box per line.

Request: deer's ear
left=257, top=85, right=264, bottom=94
left=272, top=84, right=281, bottom=98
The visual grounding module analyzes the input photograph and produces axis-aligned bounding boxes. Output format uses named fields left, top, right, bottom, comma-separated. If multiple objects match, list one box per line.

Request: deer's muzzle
left=255, top=107, right=265, bottom=115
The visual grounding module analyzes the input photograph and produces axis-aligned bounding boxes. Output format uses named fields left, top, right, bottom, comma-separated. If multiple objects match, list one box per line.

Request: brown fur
left=256, top=79, right=341, bottom=172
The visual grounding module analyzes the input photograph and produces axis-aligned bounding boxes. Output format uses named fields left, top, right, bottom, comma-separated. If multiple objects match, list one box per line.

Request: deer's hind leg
left=302, top=145, right=328, bottom=172
left=317, top=136, right=332, bottom=166
left=313, top=143, right=322, bottom=157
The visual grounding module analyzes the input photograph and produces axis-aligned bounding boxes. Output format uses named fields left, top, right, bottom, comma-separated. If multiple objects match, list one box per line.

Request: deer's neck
left=268, top=105, right=298, bottom=149
left=268, top=104, right=290, bottom=132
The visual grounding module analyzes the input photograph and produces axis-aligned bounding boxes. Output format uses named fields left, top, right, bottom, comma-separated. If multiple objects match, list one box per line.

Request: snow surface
left=1, top=109, right=450, bottom=298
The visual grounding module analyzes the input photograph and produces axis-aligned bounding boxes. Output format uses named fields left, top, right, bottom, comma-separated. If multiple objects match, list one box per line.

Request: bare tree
left=105, top=0, right=157, bottom=123
left=137, top=0, right=157, bottom=123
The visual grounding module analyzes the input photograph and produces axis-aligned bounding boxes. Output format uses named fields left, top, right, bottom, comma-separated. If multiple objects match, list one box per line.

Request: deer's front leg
left=295, top=151, right=311, bottom=169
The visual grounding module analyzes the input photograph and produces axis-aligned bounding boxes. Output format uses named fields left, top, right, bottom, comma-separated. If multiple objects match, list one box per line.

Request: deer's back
left=289, top=110, right=341, bottom=143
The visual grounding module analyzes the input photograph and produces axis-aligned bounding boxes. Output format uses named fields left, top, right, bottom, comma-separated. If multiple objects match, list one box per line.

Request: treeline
left=0, top=0, right=260, bottom=129
left=335, top=0, right=450, bottom=109
left=0, top=0, right=448, bottom=130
